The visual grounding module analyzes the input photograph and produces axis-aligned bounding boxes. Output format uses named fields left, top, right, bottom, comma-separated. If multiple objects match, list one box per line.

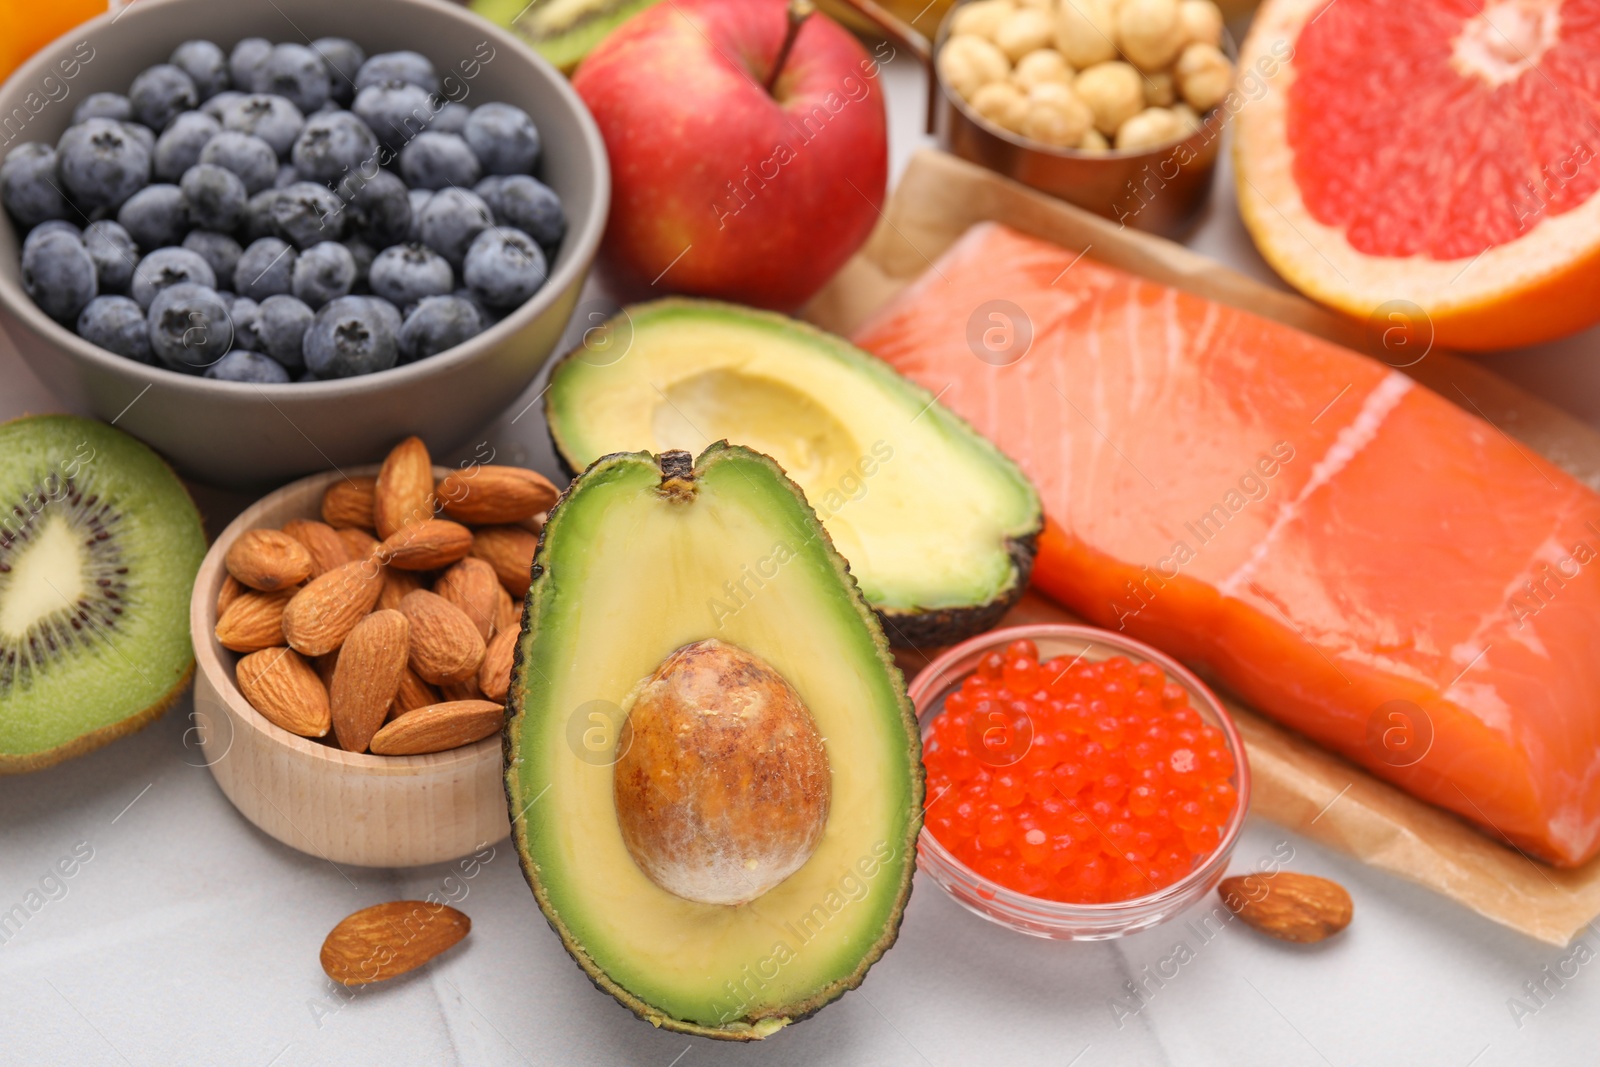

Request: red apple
left=573, top=0, right=889, bottom=311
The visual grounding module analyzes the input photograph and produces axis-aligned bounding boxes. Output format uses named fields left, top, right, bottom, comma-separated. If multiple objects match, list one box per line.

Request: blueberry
left=83, top=220, right=140, bottom=292
left=73, top=92, right=133, bottom=125
left=171, top=40, right=230, bottom=100
left=243, top=188, right=284, bottom=241
left=254, top=44, right=331, bottom=114
left=77, top=295, right=152, bottom=362
left=130, top=246, right=216, bottom=310
left=234, top=236, right=296, bottom=300
left=431, top=103, right=471, bottom=136
left=311, top=38, right=366, bottom=106
left=275, top=163, right=298, bottom=189
left=20, top=231, right=97, bottom=323
left=183, top=229, right=242, bottom=282
left=25, top=220, right=81, bottom=246
left=451, top=286, right=495, bottom=324
left=400, top=131, right=480, bottom=191
left=57, top=120, right=150, bottom=210
left=119, top=122, right=157, bottom=155
left=464, top=103, right=540, bottom=176
left=291, top=241, right=356, bottom=309
left=337, top=167, right=411, bottom=248
left=476, top=174, right=565, bottom=252
left=129, top=64, right=198, bottom=131
left=229, top=38, right=272, bottom=91
left=399, top=294, right=482, bottom=362
left=352, top=83, right=435, bottom=151
left=201, top=90, right=245, bottom=121
left=180, top=163, right=247, bottom=231
left=354, top=51, right=438, bottom=94
left=2, top=144, right=70, bottom=226
left=199, top=130, right=276, bottom=194
left=268, top=182, right=345, bottom=248
left=364, top=295, right=402, bottom=339
left=464, top=227, right=546, bottom=310
left=407, top=188, right=432, bottom=242
left=223, top=94, right=304, bottom=158
left=417, top=188, right=493, bottom=269
left=369, top=243, right=453, bottom=306
left=304, top=294, right=398, bottom=377
left=342, top=237, right=374, bottom=290
left=117, top=184, right=189, bottom=250
left=292, top=111, right=378, bottom=185
left=204, top=349, right=290, bottom=383
left=147, top=282, right=234, bottom=372
left=152, top=111, right=221, bottom=182
left=257, top=293, right=315, bottom=367
left=228, top=296, right=262, bottom=350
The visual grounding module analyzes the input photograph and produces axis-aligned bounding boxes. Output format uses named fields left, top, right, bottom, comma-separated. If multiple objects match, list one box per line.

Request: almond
left=398, top=589, right=486, bottom=685
left=321, top=475, right=377, bottom=529
left=434, top=557, right=500, bottom=641
left=338, top=526, right=380, bottom=561
left=236, top=647, right=330, bottom=737
left=215, top=588, right=296, bottom=653
left=330, top=610, right=411, bottom=753
left=478, top=626, right=518, bottom=703
left=320, top=900, right=470, bottom=986
left=436, top=465, right=558, bottom=524
left=216, top=573, right=245, bottom=616
left=282, top=518, right=351, bottom=577
left=390, top=666, right=441, bottom=719
left=378, top=566, right=426, bottom=613
left=314, top=649, right=340, bottom=690
left=377, top=518, right=473, bottom=571
left=440, top=679, right=484, bottom=702
left=281, top=559, right=386, bottom=657
left=1219, top=871, right=1353, bottom=943
left=492, top=583, right=518, bottom=637
left=374, top=436, right=435, bottom=539
left=471, top=524, right=538, bottom=597
left=226, top=529, right=315, bottom=592
left=369, top=699, right=505, bottom=755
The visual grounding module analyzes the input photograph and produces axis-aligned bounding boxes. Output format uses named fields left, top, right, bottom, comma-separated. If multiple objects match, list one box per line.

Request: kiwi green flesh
left=0, top=416, right=206, bottom=772
left=472, top=0, right=664, bottom=71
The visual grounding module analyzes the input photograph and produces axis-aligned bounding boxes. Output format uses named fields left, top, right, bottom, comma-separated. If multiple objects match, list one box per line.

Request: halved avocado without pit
left=544, top=299, right=1044, bottom=648
left=504, top=443, right=923, bottom=1040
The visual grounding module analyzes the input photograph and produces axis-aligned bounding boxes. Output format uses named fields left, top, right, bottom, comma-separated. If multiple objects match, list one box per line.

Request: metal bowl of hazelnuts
left=845, top=0, right=1240, bottom=237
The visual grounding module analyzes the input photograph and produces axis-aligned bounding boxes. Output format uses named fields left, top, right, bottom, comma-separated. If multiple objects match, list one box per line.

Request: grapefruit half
left=1235, top=0, right=1600, bottom=351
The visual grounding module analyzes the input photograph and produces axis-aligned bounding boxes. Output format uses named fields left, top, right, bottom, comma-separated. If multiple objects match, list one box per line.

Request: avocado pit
left=613, top=638, right=831, bottom=906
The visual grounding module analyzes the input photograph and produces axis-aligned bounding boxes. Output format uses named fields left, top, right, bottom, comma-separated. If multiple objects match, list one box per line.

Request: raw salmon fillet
left=853, top=222, right=1600, bottom=866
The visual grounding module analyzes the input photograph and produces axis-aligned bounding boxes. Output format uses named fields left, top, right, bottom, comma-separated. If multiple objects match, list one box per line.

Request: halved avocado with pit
left=544, top=299, right=1044, bottom=648
left=504, top=443, right=923, bottom=1040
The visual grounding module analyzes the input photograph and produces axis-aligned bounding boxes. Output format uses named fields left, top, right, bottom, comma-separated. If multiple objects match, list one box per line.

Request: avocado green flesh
left=506, top=445, right=922, bottom=1035
left=0, top=416, right=205, bottom=769
left=471, top=0, right=663, bottom=72
left=546, top=300, right=1043, bottom=637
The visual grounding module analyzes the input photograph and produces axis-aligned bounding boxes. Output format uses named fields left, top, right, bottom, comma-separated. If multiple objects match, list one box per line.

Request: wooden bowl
left=189, top=466, right=510, bottom=868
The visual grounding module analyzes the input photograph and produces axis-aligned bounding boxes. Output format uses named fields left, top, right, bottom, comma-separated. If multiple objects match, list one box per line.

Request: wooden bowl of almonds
left=188, top=436, right=552, bottom=867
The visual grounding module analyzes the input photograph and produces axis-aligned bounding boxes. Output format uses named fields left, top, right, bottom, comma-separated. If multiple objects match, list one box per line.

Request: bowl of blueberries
left=0, top=0, right=608, bottom=487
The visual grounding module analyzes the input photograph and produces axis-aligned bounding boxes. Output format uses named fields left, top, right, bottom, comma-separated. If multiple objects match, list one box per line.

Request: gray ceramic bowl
left=0, top=0, right=608, bottom=488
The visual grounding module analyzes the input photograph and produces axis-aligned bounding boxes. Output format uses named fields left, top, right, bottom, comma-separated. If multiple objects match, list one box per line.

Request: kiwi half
left=472, top=0, right=664, bottom=72
left=0, top=416, right=206, bottom=772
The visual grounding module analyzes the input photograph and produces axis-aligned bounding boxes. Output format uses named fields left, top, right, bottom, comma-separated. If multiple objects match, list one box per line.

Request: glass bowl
left=907, top=623, right=1251, bottom=940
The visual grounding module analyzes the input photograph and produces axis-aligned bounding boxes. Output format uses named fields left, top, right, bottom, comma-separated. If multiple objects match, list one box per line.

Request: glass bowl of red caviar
left=908, top=624, right=1250, bottom=940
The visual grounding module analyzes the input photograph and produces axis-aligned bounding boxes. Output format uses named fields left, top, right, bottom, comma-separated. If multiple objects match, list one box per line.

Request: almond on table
left=1219, top=871, right=1353, bottom=943
left=320, top=901, right=470, bottom=986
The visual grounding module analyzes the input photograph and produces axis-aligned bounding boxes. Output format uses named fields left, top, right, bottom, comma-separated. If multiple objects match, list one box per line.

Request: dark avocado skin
left=502, top=445, right=925, bottom=1041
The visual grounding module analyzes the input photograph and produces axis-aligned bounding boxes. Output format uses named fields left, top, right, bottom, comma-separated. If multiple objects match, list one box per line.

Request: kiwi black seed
left=0, top=415, right=206, bottom=772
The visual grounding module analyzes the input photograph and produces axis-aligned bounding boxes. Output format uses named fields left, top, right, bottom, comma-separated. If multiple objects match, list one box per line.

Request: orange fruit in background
left=0, top=0, right=108, bottom=84
left=1235, top=0, right=1600, bottom=352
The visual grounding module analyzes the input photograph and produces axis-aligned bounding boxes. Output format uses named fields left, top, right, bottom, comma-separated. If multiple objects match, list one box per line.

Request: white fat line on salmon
left=1505, top=521, right=1600, bottom=631
left=1218, top=372, right=1414, bottom=599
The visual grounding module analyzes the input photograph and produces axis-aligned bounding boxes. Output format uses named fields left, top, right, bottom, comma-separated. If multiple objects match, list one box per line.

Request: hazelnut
left=1177, top=0, right=1225, bottom=48
left=1055, top=0, right=1119, bottom=69
left=1075, top=60, right=1145, bottom=135
left=1079, top=128, right=1111, bottom=153
left=1116, top=0, right=1188, bottom=72
left=1171, top=102, right=1202, bottom=132
left=950, top=0, right=1018, bottom=42
left=995, top=7, right=1057, bottom=62
left=972, top=81, right=1032, bottom=133
left=939, top=34, right=1013, bottom=100
left=1174, top=41, right=1234, bottom=112
left=1115, top=105, right=1186, bottom=151
left=1013, top=48, right=1075, bottom=91
left=1022, top=82, right=1095, bottom=146
left=1143, top=70, right=1176, bottom=106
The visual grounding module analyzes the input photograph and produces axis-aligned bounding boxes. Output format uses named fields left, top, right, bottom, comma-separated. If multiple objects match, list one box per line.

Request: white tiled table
left=2, top=53, right=1595, bottom=1067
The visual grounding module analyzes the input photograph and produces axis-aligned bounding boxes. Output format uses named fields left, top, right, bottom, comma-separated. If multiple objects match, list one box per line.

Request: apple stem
left=765, top=0, right=816, bottom=95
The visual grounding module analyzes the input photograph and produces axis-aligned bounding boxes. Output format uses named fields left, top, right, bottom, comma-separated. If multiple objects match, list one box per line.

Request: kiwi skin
left=0, top=415, right=207, bottom=774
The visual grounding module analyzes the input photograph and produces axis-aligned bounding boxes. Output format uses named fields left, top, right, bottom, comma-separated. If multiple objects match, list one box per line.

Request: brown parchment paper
left=809, top=149, right=1600, bottom=946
